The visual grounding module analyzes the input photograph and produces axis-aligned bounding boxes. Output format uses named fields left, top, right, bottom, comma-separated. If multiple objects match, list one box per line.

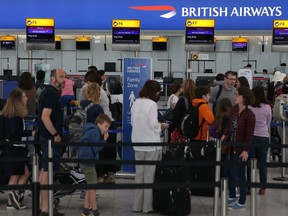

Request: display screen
left=273, top=28, right=288, bottom=45
left=76, top=41, right=90, bottom=50
left=55, top=41, right=61, bottom=50
left=0, top=40, right=15, bottom=49
left=153, top=42, right=167, bottom=51
left=26, top=26, right=54, bottom=43
left=185, top=27, right=214, bottom=44
left=232, top=39, right=248, bottom=51
left=112, top=28, right=140, bottom=44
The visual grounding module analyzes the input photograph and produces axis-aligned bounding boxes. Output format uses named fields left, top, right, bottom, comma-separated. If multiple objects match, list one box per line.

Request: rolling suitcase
left=186, top=140, right=217, bottom=197
left=153, top=165, right=191, bottom=215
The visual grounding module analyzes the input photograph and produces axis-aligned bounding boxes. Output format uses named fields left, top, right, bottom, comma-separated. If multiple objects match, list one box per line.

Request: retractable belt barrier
left=2, top=139, right=288, bottom=216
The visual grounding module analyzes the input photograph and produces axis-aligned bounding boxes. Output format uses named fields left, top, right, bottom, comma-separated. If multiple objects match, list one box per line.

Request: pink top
left=61, top=78, right=74, bottom=96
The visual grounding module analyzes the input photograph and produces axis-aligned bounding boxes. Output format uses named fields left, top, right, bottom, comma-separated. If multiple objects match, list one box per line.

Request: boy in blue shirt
left=78, top=113, right=111, bottom=216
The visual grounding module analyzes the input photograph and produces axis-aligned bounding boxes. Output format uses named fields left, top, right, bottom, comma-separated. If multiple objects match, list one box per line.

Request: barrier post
left=32, top=155, right=40, bottom=216
left=48, top=140, right=53, bottom=216
left=220, top=178, right=228, bottom=216
left=250, top=159, right=257, bottom=216
left=213, top=139, right=221, bottom=216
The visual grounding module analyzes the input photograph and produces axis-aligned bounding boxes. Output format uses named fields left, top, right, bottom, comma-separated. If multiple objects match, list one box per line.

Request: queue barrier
left=3, top=140, right=288, bottom=216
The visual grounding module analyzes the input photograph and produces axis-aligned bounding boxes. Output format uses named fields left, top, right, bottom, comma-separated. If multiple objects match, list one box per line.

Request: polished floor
left=1, top=167, right=288, bottom=216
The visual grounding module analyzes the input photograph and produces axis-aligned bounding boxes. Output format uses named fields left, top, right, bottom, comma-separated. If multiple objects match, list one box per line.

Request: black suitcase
left=186, top=141, right=216, bottom=197
left=153, top=165, right=191, bottom=215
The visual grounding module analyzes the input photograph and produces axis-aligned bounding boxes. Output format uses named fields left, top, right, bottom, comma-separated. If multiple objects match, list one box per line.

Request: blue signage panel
left=122, top=58, right=152, bottom=173
left=0, top=0, right=287, bottom=31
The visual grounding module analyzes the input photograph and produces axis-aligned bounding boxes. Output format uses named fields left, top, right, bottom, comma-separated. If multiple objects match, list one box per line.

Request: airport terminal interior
left=2, top=1, right=288, bottom=216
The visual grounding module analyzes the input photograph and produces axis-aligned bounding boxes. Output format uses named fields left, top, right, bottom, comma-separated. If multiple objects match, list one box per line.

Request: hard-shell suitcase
left=186, top=141, right=217, bottom=197
left=153, top=165, right=191, bottom=215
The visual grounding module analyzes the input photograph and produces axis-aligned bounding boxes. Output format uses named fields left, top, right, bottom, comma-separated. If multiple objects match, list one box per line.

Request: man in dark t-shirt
left=38, top=68, right=65, bottom=216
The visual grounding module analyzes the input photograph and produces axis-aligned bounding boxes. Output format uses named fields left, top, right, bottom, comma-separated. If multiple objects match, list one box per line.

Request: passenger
left=35, top=70, right=45, bottom=90
left=1, top=88, right=35, bottom=210
left=267, top=71, right=286, bottom=104
left=209, top=98, right=232, bottom=178
left=80, top=82, right=104, bottom=123
left=18, top=71, right=37, bottom=181
left=37, top=68, right=65, bottom=216
left=78, top=67, right=99, bottom=102
left=247, top=86, right=271, bottom=195
left=262, top=69, right=268, bottom=75
left=236, top=76, right=250, bottom=89
left=18, top=72, right=37, bottom=117
left=131, top=80, right=168, bottom=213
left=60, top=72, right=75, bottom=107
left=213, top=73, right=225, bottom=86
left=171, top=79, right=196, bottom=142
left=209, top=70, right=237, bottom=114
left=166, top=81, right=183, bottom=109
left=221, top=86, right=255, bottom=210
left=191, top=86, right=214, bottom=141
left=78, top=113, right=111, bottom=216
left=95, top=70, right=116, bottom=184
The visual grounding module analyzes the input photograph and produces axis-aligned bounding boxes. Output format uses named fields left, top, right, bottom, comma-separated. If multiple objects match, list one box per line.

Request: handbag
left=164, top=108, right=174, bottom=122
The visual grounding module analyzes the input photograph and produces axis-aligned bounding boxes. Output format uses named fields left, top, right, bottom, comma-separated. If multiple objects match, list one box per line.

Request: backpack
left=180, top=103, right=205, bottom=139
left=110, top=100, right=122, bottom=122
left=68, top=103, right=94, bottom=142
left=273, top=94, right=288, bottom=122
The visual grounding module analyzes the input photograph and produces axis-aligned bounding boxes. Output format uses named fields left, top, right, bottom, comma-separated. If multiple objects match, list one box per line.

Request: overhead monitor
left=76, top=36, right=91, bottom=50
left=112, top=19, right=140, bottom=51
left=0, top=36, right=15, bottom=50
left=272, top=20, right=288, bottom=52
left=55, top=36, right=61, bottom=50
left=232, top=37, right=248, bottom=51
left=185, top=19, right=215, bottom=52
left=152, top=37, right=167, bottom=51
left=26, top=18, right=55, bottom=50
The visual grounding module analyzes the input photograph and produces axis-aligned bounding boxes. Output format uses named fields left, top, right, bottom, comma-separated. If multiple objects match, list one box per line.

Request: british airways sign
left=0, top=0, right=287, bottom=31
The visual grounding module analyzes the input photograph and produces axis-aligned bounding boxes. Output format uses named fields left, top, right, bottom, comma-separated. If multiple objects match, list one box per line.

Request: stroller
left=53, top=165, right=86, bottom=207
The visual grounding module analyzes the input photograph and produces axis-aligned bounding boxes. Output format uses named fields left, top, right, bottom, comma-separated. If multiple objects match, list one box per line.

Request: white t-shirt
left=131, top=98, right=162, bottom=151
left=167, top=94, right=179, bottom=109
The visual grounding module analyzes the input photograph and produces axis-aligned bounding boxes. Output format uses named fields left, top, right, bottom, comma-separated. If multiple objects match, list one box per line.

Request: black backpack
left=180, top=103, right=205, bottom=139
left=110, top=101, right=122, bottom=122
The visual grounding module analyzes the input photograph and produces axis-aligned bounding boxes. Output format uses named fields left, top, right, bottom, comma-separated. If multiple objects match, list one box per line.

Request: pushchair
left=53, top=165, right=86, bottom=207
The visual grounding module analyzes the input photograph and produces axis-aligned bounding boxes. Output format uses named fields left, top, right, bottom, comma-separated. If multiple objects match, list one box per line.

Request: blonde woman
left=2, top=88, right=35, bottom=210
left=80, top=82, right=104, bottom=123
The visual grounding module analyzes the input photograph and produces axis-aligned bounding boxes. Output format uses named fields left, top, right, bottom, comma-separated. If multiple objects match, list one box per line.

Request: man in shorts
left=37, top=68, right=65, bottom=216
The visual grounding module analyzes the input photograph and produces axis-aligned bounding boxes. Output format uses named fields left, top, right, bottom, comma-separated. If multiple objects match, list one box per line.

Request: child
left=78, top=113, right=112, bottom=216
left=191, top=86, right=214, bottom=141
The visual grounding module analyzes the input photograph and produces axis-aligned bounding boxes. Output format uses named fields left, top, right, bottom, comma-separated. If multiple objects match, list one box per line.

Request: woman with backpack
left=171, top=79, right=196, bottom=142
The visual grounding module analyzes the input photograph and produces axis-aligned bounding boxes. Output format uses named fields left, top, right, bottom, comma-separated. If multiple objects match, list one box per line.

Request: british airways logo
left=129, top=5, right=177, bottom=19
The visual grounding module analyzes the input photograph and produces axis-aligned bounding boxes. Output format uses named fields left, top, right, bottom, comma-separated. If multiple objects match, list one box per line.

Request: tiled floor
left=1, top=168, right=288, bottom=216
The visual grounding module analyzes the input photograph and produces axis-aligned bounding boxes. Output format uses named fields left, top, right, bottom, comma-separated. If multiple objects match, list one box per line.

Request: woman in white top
left=167, top=81, right=183, bottom=109
left=131, top=80, right=168, bottom=213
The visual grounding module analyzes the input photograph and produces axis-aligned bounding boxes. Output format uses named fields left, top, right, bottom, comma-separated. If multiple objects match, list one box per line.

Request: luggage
left=153, top=165, right=191, bottom=215
left=186, top=141, right=217, bottom=197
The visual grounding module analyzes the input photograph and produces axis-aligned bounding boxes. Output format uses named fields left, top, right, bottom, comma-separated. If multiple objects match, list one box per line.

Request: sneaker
left=259, top=188, right=266, bottom=195
left=105, top=174, right=115, bottom=184
left=9, top=191, right=20, bottom=209
left=228, top=203, right=246, bottom=210
left=228, top=197, right=238, bottom=207
left=7, top=203, right=27, bottom=210
left=18, top=191, right=25, bottom=203
left=92, top=209, right=102, bottom=216
left=41, top=210, right=64, bottom=216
